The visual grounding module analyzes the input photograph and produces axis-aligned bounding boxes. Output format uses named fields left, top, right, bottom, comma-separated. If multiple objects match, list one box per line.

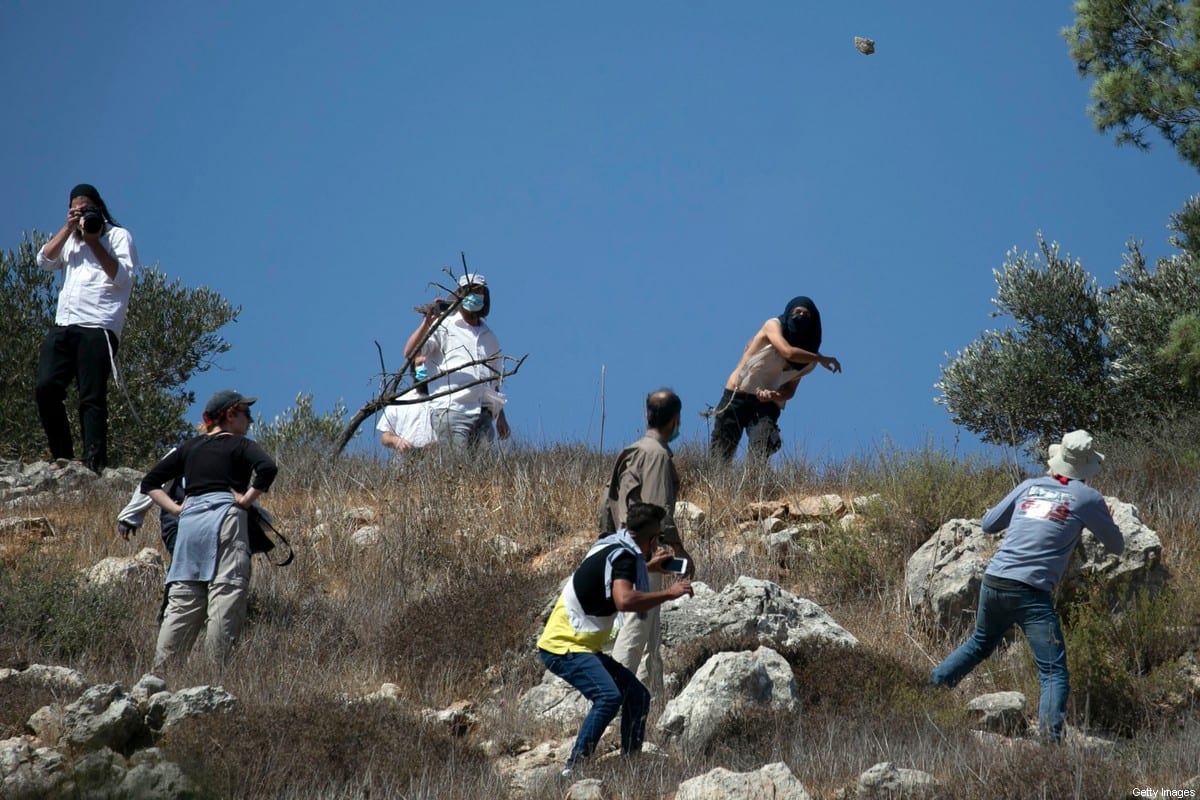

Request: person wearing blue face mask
left=710, top=296, right=842, bottom=464
left=598, top=389, right=695, bottom=697
left=377, top=356, right=437, bottom=457
left=404, top=273, right=511, bottom=448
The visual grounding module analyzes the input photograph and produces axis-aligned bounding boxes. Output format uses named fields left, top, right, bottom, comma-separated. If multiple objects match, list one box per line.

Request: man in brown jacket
left=598, top=388, right=695, bottom=694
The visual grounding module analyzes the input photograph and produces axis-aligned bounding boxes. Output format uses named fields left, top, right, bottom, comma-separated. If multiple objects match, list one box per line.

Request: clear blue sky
left=3, top=3, right=1195, bottom=460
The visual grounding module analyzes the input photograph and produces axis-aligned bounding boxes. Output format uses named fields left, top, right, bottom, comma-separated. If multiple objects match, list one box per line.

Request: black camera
left=80, top=207, right=104, bottom=234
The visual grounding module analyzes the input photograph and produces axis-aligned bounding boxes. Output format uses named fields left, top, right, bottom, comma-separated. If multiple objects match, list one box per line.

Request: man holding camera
left=538, top=502, right=693, bottom=775
left=599, top=388, right=695, bottom=696
left=35, top=184, right=136, bottom=473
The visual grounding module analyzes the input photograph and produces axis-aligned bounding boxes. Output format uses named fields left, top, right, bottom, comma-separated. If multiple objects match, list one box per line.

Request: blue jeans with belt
left=539, top=648, right=650, bottom=768
left=930, top=577, right=1069, bottom=741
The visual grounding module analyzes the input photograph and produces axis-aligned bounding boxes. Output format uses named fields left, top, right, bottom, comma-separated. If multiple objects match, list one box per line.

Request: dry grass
left=1, top=440, right=1198, bottom=798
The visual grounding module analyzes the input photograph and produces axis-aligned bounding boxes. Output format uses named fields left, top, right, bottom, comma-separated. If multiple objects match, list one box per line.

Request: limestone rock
left=741, top=500, right=789, bottom=521
left=0, top=737, right=70, bottom=800
left=120, top=747, right=199, bottom=798
left=344, top=507, right=376, bottom=524
left=497, top=739, right=574, bottom=798
left=130, top=674, right=168, bottom=706
left=852, top=494, right=885, bottom=514
left=35, top=684, right=143, bottom=753
left=565, top=777, right=609, bottom=799
left=675, top=500, right=707, bottom=533
left=517, top=671, right=588, bottom=726
left=144, top=685, right=236, bottom=731
left=1062, top=499, right=1168, bottom=600
left=761, top=516, right=787, bottom=534
left=789, top=494, right=847, bottom=520
left=421, top=700, right=478, bottom=737
left=85, top=548, right=165, bottom=588
left=676, top=761, right=813, bottom=800
left=657, top=647, right=799, bottom=751
left=0, top=665, right=87, bottom=698
left=350, top=525, right=383, bottom=547
left=966, top=691, right=1028, bottom=736
left=660, top=576, right=859, bottom=652
left=857, top=762, right=937, bottom=798
left=904, top=518, right=992, bottom=629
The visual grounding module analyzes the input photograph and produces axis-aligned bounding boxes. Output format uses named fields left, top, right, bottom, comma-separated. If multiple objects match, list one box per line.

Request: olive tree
left=936, top=235, right=1111, bottom=451
left=1106, top=242, right=1200, bottom=416
left=939, top=231, right=1200, bottom=451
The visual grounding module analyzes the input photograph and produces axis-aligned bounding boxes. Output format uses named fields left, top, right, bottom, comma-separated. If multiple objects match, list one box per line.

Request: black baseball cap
left=204, top=390, right=257, bottom=420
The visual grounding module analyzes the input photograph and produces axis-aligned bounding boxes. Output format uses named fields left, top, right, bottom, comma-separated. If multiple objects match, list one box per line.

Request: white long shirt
left=37, top=225, right=137, bottom=335
left=419, top=314, right=502, bottom=414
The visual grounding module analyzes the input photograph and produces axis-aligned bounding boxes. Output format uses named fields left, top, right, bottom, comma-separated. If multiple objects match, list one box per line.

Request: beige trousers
left=154, top=507, right=251, bottom=668
left=611, top=572, right=664, bottom=695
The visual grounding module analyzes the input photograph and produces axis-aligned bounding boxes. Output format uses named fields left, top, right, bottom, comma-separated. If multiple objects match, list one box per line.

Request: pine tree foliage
left=1066, top=0, right=1200, bottom=170
left=1159, top=312, right=1200, bottom=390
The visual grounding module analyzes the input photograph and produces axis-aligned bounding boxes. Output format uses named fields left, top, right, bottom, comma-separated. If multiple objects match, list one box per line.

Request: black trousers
left=35, top=325, right=117, bottom=471
left=709, top=389, right=783, bottom=462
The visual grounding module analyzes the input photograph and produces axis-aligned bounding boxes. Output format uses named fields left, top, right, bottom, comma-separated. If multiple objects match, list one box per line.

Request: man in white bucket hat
left=930, top=430, right=1124, bottom=741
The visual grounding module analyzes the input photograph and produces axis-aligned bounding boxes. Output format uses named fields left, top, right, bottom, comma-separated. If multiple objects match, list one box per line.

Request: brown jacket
left=597, top=431, right=683, bottom=547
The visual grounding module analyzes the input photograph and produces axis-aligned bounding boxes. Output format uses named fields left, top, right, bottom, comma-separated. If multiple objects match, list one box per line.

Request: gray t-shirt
left=982, top=476, right=1123, bottom=592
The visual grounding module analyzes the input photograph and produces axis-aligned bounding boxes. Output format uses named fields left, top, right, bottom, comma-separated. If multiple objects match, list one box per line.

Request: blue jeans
left=539, top=648, right=650, bottom=768
left=930, top=580, right=1069, bottom=740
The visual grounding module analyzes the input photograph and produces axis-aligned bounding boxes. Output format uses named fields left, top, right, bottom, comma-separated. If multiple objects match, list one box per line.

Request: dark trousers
left=35, top=325, right=117, bottom=472
left=709, top=389, right=783, bottom=462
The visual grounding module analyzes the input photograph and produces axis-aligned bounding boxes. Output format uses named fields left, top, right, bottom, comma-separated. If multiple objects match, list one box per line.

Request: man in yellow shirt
left=537, top=503, right=693, bottom=774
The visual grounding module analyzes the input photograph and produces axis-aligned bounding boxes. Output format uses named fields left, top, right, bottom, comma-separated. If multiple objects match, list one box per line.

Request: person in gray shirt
left=930, top=430, right=1124, bottom=741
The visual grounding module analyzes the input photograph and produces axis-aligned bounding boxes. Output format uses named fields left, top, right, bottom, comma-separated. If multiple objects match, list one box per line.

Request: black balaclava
left=778, top=296, right=822, bottom=368
left=69, top=184, right=116, bottom=225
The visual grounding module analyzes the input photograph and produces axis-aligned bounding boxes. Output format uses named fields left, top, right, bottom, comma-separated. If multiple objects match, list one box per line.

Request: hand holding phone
left=662, top=557, right=689, bottom=575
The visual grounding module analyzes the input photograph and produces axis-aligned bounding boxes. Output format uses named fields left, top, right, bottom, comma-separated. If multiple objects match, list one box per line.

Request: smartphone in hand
left=662, top=557, right=689, bottom=575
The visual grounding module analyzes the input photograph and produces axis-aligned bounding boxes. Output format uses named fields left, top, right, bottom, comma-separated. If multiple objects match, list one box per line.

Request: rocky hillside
left=1, top=449, right=1198, bottom=799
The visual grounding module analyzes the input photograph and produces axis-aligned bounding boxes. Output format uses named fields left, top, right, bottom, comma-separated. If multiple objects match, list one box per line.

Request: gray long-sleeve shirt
left=982, top=476, right=1124, bottom=592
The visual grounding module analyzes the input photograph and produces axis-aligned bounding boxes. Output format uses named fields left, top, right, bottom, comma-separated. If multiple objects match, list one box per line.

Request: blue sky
left=3, top=3, right=1195, bottom=461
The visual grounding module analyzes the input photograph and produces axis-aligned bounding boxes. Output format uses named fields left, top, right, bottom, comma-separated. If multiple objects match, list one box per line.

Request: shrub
left=868, top=440, right=1017, bottom=542
left=0, top=555, right=140, bottom=666
left=253, top=392, right=353, bottom=463
left=160, top=693, right=499, bottom=799
left=1061, top=582, right=1192, bottom=735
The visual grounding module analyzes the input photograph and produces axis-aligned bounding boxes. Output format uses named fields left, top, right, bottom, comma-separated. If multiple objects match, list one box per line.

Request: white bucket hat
left=1047, top=430, right=1104, bottom=481
left=457, top=273, right=487, bottom=288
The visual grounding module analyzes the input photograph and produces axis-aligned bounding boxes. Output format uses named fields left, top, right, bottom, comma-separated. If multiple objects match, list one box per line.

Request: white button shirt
left=37, top=225, right=137, bottom=335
